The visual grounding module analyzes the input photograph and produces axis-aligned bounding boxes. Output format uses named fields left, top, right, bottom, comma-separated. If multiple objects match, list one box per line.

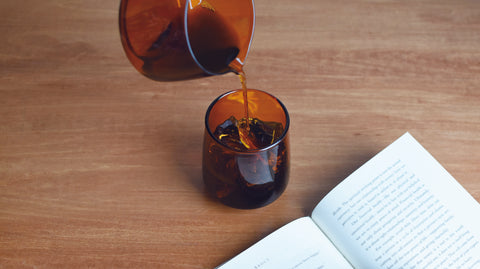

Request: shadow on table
left=171, top=128, right=228, bottom=206
left=170, top=128, right=205, bottom=191
left=300, top=149, right=378, bottom=216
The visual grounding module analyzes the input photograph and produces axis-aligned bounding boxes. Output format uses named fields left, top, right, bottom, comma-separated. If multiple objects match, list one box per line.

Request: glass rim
left=205, top=89, right=290, bottom=153
left=184, top=0, right=256, bottom=76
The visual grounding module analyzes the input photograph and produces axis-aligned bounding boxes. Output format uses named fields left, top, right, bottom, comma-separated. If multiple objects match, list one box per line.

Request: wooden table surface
left=1, top=0, right=479, bottom=268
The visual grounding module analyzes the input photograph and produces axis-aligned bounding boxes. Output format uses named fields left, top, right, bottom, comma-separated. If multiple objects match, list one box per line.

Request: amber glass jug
left=119, top=0, right=255, bottom=81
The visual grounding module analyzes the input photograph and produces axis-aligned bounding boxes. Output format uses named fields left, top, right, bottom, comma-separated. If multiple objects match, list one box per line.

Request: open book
left=218, top=133, right=480, bottom=269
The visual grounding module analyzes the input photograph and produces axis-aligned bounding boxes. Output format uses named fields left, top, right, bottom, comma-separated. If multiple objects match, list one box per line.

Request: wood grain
left=1, top=0, right=479, bottom=268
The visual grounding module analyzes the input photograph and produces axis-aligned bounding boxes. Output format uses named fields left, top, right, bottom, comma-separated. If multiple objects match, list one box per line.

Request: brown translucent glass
left=203, top=89, right=290, bottom=209
left=119, top=0, right=254, bottom=81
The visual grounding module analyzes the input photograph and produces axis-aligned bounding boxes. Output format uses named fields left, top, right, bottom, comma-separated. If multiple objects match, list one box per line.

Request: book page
left=217, top=217, right=353, bottom=269
left=312, top=133, right=480, bottom=268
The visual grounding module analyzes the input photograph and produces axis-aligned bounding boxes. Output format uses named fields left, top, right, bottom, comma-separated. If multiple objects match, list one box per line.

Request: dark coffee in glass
left=203, top=89, right=290, bottom=209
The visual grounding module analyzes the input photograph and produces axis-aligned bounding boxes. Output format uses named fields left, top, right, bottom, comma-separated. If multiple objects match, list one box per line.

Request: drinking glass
left=119, top=0, right=255, bottom=81
left=203, top=89, right=290, bottom=209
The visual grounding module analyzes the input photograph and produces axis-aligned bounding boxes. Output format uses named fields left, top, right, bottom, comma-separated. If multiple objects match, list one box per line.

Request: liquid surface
left=187, top=2, right=241, bottom=74
left=214, top=116, right=284, bottom=151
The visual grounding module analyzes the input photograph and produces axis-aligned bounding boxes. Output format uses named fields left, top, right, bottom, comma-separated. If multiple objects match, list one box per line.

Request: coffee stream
left=196, top=2, right=287, bottom=209
left=188, top=1, right=284, bottom=149
left=212, top=65, right=285, bottom=151
left=234, top=69, right=256, bottom=149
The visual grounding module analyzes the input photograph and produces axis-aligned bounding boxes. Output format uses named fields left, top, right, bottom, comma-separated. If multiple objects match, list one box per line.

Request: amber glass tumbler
left=203, top=89, right=290, bottom=209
